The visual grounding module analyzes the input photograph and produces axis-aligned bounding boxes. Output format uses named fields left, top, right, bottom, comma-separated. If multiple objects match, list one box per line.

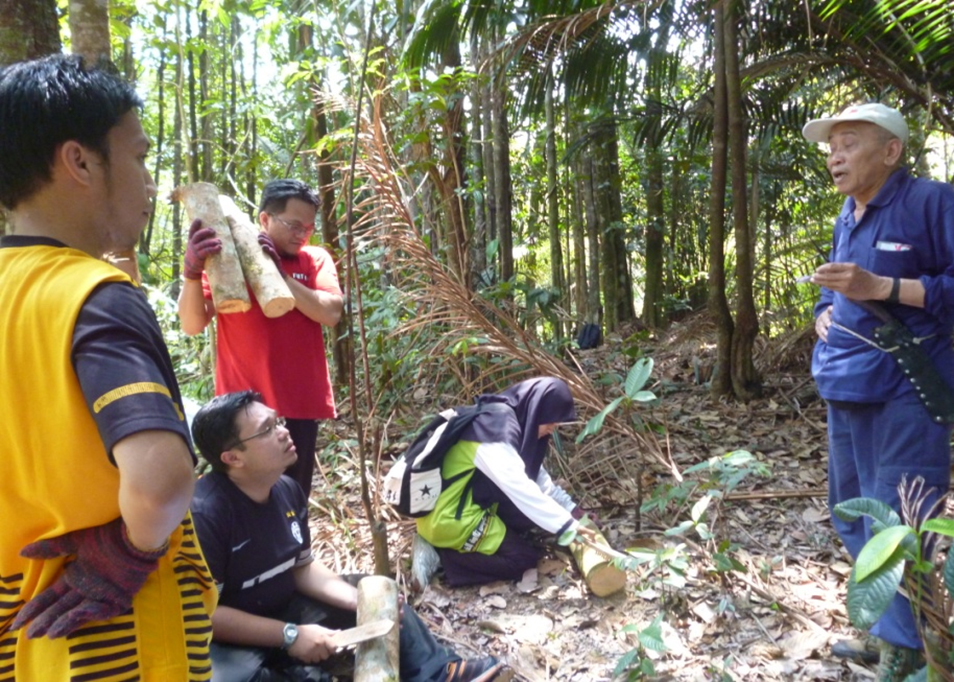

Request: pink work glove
left=183, top=218, right=222, bottom=280
left=571, top=505, right=603, bottom=530
left=257, top=233, right=285, bottom=276
left=11, top=519, right=167, bottom=639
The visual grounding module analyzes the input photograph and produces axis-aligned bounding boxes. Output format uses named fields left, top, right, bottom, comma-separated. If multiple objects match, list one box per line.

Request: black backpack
left=383, top=403, right=496, bottom=517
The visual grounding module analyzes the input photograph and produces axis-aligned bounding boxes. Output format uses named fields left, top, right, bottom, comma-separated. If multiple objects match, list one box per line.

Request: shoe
left=876, top=642, right=923, bottom=682
left=831, top=636, right=880, bottom=664
left=444, top=656, right=514, bottom=682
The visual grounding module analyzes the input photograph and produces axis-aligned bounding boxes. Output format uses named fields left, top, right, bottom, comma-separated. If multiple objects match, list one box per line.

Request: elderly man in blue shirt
left=802, top=103, right=954, bottom=680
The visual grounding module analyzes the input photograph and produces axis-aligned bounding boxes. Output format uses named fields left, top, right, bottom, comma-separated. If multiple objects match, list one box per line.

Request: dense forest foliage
left=2, top=0, right=953, bottom=409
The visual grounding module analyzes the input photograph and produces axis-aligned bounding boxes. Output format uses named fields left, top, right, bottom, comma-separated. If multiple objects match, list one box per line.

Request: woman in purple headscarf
left=416, top=377, right=594, bottom=586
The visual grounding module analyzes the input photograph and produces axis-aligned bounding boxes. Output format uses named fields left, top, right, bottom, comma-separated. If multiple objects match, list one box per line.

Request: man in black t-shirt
left=190, top=391, right=513, bottom=682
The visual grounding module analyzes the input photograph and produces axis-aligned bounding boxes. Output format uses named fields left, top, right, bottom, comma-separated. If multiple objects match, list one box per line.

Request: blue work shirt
left=812, top=167, right=954, bottom=402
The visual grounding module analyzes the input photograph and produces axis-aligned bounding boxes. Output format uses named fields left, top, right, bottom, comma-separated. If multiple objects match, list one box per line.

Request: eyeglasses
left=270, top=215, right=315, bottom=238
left=232, top=416, right=286, bottom=447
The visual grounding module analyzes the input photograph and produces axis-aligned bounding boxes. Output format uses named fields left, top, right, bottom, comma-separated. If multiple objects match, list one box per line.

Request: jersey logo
left=290, top=521, right=302, bottom=544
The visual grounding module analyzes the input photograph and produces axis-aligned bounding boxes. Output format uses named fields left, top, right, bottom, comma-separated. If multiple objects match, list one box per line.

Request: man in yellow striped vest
left=0, top=54, right=216, bottom=681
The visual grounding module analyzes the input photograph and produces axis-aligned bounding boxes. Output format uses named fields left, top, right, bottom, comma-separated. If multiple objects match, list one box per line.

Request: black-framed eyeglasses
left=232, top=416, right=286, bottom=447
left=270, top=214, right=315, bottom=237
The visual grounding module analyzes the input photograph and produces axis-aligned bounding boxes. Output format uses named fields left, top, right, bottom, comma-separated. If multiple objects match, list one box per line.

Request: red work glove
left=11, top=519, right=167, bottom=639
left=183, top=218, right=222, bottom=280
left=257, top=233, right=285, bottom=276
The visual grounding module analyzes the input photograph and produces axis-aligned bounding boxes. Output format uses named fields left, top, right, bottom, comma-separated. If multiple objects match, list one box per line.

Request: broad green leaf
left=846, top=549, right=905, bottom=629
left=833, top=497, right=901, bottom=532
left=856, top=525, right=914, bottom=582
left=625, top=358, right=653, bottom=397
left=920, top=518, right=954, bottom=538
left=664, top=520, right=694, bottom=537
left=612, top=648, right=640, bottom=676
left=632, top=390, right=657, bottom=403
left=638, top=615, right=667, bottom=653
left=575, top=397, right=623, bottom=443
left=691, top=495, right=711, bottom=523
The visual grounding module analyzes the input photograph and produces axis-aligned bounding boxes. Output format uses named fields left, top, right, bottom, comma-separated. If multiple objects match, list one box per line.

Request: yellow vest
left=0, top=245, right=216, bottom=681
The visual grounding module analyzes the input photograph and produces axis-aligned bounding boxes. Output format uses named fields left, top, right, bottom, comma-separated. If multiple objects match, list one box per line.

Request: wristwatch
left=281, top=622, right=299, bottom=650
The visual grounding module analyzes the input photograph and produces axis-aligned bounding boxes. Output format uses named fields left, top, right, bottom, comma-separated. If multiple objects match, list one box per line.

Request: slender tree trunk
left=724, top=0, right=761, bottom=399
left=591, top=116, right=634, bottom=332
left=186, top=8, right=199, bottom=183
left=492, top=70, right=514, bottom=285
left=468, top=32, right=487, bottom=287
left=545, top=66, right=565, bottom=340
left=142, top=17, right=168, bottom=257
left=170, top=5, right=185, bottom=300
left=199, top=10, right=212, bottom=182
left=580, top=151, right=602, bottom=327
left=708, top=2, right=734, bottom=397
left=441, top=40, right=469, bottom=281
left=69, top=0, right=109, bottom=63
left=479, top=36, right=496, bottom=272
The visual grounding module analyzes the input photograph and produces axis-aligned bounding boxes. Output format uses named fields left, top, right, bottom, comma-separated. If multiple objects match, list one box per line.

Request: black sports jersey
left=191, top=473, right=312, bottom=618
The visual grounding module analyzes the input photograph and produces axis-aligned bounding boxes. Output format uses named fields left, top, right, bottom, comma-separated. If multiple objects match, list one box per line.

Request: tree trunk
left=468, top=31, right=487, bottom=287
left=545, top=66, right=565, bottom=340
left=478, top=36, right=497, bottom=280
left=708, top=2, right=734, bottom=398
left=580, top=152, right=602, bottom=327
left=142, top=17, right=167, bottom=259
left=492, top=48, right=514, bottom=286
left=0, top=0, right=59, bottom=236
left=68, top=0, right=109, bottom=64
left=0, top=0, right=59, bottom=65
left=724, top=0, right=761, bottom=400
left=591, top=117, right=634, bottom=333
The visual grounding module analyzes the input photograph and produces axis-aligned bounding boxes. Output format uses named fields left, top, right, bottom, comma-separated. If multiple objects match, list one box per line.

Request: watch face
left=283, top=623, right=299, bottom=648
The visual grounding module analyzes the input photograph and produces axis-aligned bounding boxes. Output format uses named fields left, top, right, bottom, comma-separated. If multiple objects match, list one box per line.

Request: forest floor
left=309, top=313, right=888, bottom=681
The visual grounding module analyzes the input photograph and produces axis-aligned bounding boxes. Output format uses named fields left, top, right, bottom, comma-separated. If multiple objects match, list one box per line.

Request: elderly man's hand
left=816, top=305, right=833, bottom=342
left=811, top=262, right=891, bottom=301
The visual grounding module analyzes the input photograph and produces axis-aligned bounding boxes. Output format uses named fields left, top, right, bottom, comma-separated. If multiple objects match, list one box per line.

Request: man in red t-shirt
left=178, top=179, right=343, bottom=495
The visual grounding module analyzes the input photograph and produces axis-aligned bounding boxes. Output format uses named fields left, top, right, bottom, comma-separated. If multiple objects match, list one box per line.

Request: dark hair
left=192, top=390, right=263, bottom=471
left=258, top=178, right=320, bottom=215
left=0, top=54, right=142, bottom=210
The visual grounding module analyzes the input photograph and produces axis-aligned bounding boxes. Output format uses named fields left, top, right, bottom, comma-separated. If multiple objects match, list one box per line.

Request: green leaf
left=625, top=358, right=653, bottom=398
left=920, top=517, right=954, bottom=538
left=855, top=525, right=914, bottom=582
left=833, top=497, right=901, bottom=532
left=612, top=648, right=640, bottom=676
left=557, top=528, right=577, bottom=546
left=691, top=494, right=712, bottom=523
left=845, top=548, right=905, bottom=629
left=638, top=615, right=667, bottom=653
left=632, top=390, right=657, bottom=403
left=575, top=397, right=624, bottom=443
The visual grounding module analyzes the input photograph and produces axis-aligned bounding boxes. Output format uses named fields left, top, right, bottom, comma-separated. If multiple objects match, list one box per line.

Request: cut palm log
left=171, top=182, right=250, bottom=314
left=217, top=195, right=294, bottom=318
left=570, top=517, right=627, bottom=597
left=354, top=576, right=399, bottom=682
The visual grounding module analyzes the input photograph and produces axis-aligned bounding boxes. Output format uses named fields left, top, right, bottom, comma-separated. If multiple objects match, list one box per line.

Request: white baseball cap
left=802, top=103, right=908, bottom=144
